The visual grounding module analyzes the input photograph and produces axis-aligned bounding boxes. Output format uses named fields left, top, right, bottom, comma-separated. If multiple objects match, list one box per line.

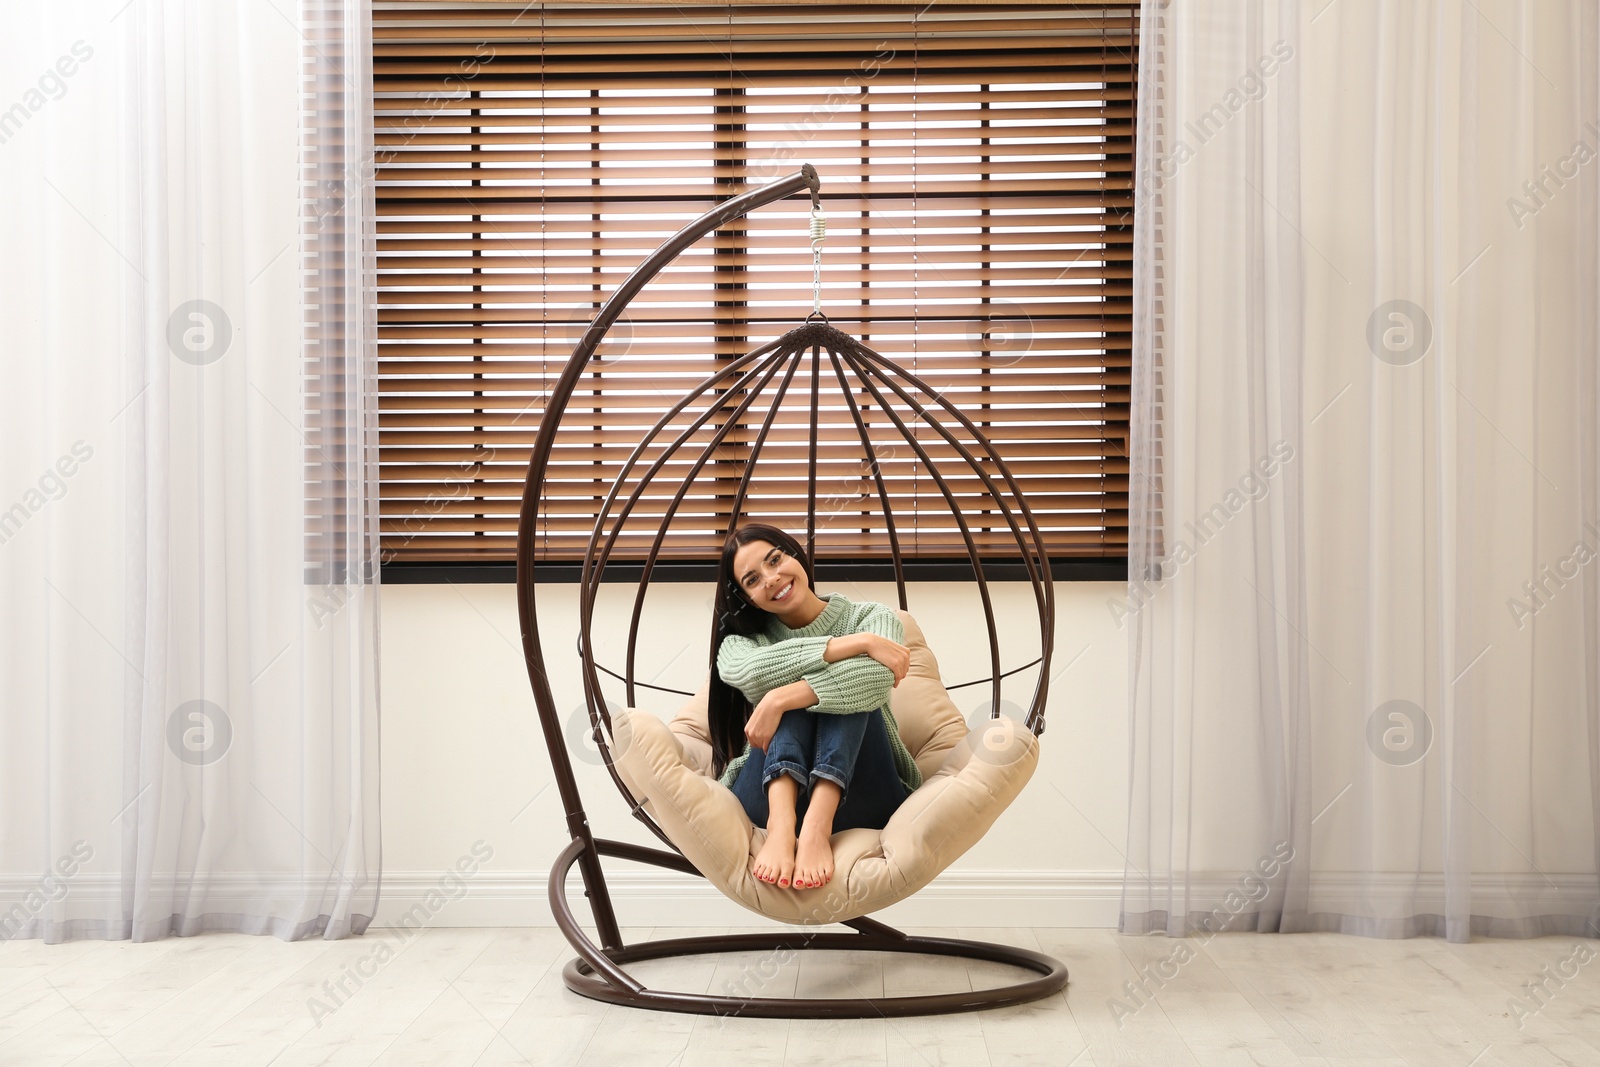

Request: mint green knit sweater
left=715, top=591, right=922, bottom=794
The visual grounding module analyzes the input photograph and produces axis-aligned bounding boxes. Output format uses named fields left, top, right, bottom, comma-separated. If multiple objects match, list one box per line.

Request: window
left=373, top=2, right=1137, bottom=574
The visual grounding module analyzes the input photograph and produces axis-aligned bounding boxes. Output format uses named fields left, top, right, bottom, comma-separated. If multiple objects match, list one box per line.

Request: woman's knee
left=765, top=709, right=818, bottom=762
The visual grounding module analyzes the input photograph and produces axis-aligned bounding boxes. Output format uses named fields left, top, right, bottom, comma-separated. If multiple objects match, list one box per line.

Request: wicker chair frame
left=516, top=166, right=1067, bottom=1018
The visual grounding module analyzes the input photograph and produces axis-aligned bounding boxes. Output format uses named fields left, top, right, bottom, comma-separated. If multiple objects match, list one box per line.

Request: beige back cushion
left=614, top=607, right=1038, bottom=925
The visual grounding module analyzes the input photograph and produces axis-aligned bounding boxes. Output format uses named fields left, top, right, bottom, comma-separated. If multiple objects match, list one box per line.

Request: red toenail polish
left=780, top=879, right=788, bottom=886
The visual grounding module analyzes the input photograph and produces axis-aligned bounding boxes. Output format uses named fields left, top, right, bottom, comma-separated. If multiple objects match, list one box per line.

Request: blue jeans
left=729, top=709, right=909, bottom=832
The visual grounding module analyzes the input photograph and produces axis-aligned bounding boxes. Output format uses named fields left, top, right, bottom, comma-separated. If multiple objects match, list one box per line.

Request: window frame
left=371, top=2, right=1138, bottom=584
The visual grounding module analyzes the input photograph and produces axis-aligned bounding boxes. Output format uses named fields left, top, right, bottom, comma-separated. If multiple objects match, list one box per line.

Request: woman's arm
left=820, top=633, right=868, bottom=662
left=716, top=633, right=832, bottom=699
left=743, top=677, right=820, bottom=750
left=800, top=602, right=905, bottom=714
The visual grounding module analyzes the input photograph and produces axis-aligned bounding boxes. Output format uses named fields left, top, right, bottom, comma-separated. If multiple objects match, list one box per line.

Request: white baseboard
left=370, top=869, right=1127, bottom=929
left=9, top=869, right=1589, bottom=936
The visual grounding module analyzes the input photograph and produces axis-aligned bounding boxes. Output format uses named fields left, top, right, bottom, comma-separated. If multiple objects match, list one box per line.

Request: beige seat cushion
left=610, top=609, right=1039, bottom=925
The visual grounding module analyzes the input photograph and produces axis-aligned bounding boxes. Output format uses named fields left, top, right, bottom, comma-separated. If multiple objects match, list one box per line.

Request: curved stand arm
left=568, top=164, right=819, bottom=380
left=513, top=167, right=822, bottom=952
left=517, top=164, right=819, bottom=593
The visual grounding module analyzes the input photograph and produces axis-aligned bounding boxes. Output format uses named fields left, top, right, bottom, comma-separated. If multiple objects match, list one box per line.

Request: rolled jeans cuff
left=761, top=759, right=808, bottom=792
left=809, top=763, right=851, bottom=796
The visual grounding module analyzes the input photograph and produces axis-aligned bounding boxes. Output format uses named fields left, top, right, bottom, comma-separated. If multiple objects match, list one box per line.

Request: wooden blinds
left=373, top=2, right=1137, bottom=564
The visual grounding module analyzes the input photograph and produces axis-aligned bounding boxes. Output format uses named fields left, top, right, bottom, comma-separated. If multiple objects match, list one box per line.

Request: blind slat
left=373, top=87, right=1132, bottom=110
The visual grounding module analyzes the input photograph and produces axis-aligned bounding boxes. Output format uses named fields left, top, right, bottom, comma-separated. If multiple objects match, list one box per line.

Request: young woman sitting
left=708, top=523, right=923, bottom=891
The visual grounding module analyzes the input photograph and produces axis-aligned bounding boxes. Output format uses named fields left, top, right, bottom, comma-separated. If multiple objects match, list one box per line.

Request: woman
left=709, top=524, right=923, bottom=891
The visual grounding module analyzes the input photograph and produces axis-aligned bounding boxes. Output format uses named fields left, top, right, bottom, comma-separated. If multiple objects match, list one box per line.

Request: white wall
left=376, top=579, right=1129, bottom=928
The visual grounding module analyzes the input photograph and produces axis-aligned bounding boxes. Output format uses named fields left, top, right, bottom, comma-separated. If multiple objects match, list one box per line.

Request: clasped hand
left=857, top=632, right=911, bottom=688
left=744, top=694, right=788, bottom=752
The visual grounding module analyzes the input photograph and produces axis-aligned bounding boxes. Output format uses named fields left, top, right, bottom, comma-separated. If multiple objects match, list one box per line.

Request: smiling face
left=731, top=539, right=816, bottom=617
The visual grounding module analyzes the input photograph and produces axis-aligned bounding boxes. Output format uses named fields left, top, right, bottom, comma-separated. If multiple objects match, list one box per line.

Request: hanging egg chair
left=516, top=166, right=1065, bottom=1018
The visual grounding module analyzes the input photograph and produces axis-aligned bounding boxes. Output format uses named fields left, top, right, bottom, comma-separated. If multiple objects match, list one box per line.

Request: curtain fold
left=0, top=0, right=380, bottom=942
left=1124, top=0, right=1600, bottom=942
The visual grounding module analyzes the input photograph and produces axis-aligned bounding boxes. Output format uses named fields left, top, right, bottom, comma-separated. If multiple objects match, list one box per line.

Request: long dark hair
left=707, top=523, right=816, bottom=779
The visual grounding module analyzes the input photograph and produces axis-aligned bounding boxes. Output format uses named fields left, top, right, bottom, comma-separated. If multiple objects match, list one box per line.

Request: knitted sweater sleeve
left=715, top=633, right=833, bottom=702
left=800, top=600, right=904, bottom=714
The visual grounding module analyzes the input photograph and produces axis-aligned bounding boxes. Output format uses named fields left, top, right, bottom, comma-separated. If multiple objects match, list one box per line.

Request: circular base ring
left=562, top=930, right=1067, bottom=1018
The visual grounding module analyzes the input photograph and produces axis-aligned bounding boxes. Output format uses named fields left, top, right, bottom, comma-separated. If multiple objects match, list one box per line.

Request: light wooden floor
left=2, top=925, right=1597, bottom=1066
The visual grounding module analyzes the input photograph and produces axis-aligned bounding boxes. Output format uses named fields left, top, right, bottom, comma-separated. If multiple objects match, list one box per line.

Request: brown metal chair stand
left=515, top=166, right=1068, bottom=1018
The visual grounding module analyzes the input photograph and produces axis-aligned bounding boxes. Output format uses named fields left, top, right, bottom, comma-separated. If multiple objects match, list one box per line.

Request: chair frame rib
left=515, top=166, right=1067, bottom=1018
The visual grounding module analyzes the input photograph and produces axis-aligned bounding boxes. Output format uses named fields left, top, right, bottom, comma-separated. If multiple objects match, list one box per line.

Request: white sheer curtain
left=0, top=0, right=380, bottom=941
left=1123, top=0, right=1600, bottom=941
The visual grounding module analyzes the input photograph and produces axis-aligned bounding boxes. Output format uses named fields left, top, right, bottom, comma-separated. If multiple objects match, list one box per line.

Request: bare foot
left=751, top=825, right=797, bottom=888
left=793, top=824, right=834, bottom=889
